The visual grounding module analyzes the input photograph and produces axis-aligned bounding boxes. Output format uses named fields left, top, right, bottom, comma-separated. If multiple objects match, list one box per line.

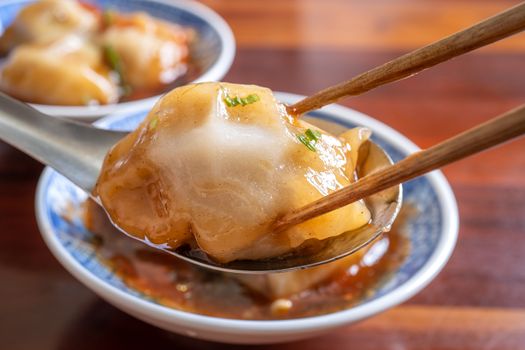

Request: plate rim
left=35, top=92, right=459, bottom=335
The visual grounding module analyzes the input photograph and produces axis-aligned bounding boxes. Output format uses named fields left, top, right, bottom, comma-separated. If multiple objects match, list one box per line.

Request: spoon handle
left=288, top=2, right=525, bottom=115
left=0, top=93, right=126, bottom=192
left=274, top=104, right=525, bottom=231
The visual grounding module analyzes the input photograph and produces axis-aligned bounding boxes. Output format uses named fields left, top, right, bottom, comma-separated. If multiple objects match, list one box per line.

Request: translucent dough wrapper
left=0, top=37, right=118, bottom=105
left=0, top=0, right=98, bottom=55
left=96, top=82, right=372, bottom=263
left=100, top=12, right=191, bottom=91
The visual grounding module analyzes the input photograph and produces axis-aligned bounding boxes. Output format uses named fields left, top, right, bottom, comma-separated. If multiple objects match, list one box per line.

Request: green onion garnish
left=297, top=134, right=316, bottom=152
left=305, top=128, right=321, bottom=142
left=224, top=95, right=236, bottom=107
left=104, top=45, right=121, bottom=72
left=103, top=45, right=132, bottom=96
left=223, top=93, right=260, bottom=107
left=243, top=94, right=260, bottom=104
left=297, top=128, right=322, bottom=152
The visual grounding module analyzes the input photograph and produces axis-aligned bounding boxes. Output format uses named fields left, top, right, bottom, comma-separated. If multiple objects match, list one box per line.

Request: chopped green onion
left=149, top=117, right=158, bottom=129
left=224, top=95, right=236, bottom=107
left=223, top=93, right=260, bottom=107
left=103, top=45, right=132, bottom=96
left=297, top=134, right=317, bottom=152
left=243, top=94, right=260, bottom=105
left=297, top=128, right=322, bottom=152
left=305, top=128, right=321, bottom=142
left=103, top=45, right=121, bottom=73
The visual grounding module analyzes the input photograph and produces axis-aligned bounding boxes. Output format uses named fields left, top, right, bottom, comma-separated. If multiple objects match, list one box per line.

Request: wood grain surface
left=1, top=0, right=524, bottom=349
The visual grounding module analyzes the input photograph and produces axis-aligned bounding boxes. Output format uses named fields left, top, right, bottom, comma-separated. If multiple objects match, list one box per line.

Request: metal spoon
left=0, top=92, right=400, bottom=274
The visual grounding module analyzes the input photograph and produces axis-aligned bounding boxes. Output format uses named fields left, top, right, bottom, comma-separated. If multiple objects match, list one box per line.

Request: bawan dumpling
left=0, top=36, right=118, bottom=106
left=95, top=82, right=371, bottom=263
left=0, top=0, right=98, bottom=55
left=100, top=11, right=191, bottom=91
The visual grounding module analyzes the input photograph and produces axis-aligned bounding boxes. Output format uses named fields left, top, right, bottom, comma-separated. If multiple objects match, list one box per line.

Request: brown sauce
left=83, top=200, right=411, bottom=320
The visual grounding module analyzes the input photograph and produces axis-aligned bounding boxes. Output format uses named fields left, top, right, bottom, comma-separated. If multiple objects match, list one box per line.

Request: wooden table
left=1, top=0, right=524, bottom=349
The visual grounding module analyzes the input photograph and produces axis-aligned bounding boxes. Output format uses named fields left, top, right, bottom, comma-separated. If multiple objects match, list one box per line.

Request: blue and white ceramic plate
left=0, top=0, right=235, bottom=119
left=35, top=93, right=459, bottom=344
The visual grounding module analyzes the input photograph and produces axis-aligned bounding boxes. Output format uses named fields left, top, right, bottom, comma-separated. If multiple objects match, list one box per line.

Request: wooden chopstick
left=273, top=104, right=525, bottom=232
left=287, top=2, right=525, bottom=116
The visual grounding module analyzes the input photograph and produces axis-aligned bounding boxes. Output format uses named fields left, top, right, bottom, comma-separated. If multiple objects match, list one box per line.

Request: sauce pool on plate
left=83, top=200, right=411, bottom=320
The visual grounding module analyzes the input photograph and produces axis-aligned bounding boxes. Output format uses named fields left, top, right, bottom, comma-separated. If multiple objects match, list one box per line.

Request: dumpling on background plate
left=0, top=0, right=193, bottom=105
left=100, top=11, right=192, bottom=93
left=0, top=0, right=98, bottom=55
left=0, top=36, right=118, bottom=105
